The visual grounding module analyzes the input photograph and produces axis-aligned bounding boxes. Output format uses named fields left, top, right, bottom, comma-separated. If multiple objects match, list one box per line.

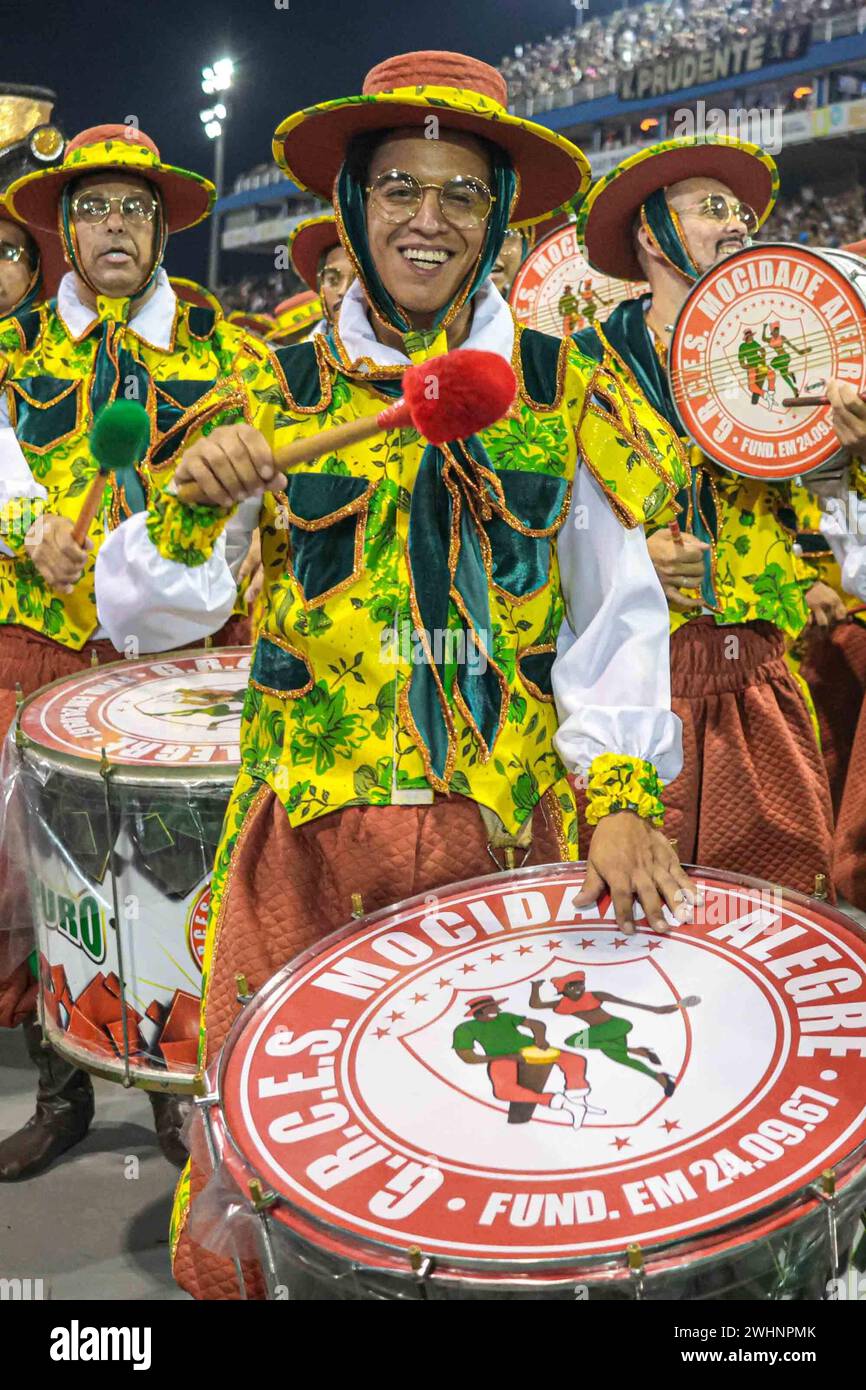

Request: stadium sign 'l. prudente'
left=618, top=24, right=812, bottom=103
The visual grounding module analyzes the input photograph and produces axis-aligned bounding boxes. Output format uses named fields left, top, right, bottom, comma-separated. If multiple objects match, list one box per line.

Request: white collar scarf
left=336, top=276, right=515, bottom=369
left=55, top=267, right=177, bottom=348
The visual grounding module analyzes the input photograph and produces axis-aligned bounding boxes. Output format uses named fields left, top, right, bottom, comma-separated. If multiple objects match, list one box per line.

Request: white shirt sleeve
left=552, top=461, right=683, bottom=783
left=819, top=498, right=866, bottom=601
left=0, top=417, right=48, bottom=557
left=94, top=496, right=259, bottom=653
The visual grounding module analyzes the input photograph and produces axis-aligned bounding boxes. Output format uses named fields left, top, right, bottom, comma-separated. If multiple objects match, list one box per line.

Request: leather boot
left=0, top=1015, right=94, bottom=1180
left=148, top=1091, right=190, bottom=1169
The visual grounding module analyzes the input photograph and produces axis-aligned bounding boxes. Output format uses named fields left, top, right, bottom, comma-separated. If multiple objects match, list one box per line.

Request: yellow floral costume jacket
left=148, top=328, right=688, bottom=842
left=0, top=293, right=267, bottom=648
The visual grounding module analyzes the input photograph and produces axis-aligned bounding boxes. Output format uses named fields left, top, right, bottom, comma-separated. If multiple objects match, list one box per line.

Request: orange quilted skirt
left=172, top=788, right=568, bottom=1300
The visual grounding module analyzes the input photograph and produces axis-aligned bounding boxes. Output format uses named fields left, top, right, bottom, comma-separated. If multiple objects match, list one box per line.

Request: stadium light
left=201, top=58, right=234, bottom=95
left=199, top=57, right=235, bottom=288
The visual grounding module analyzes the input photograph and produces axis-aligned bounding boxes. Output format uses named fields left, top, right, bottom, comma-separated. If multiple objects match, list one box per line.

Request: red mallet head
left=377, top=350, right=517, bottom=444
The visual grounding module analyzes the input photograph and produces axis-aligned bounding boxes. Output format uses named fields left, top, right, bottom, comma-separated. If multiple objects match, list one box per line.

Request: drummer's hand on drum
left=24, top=513, right=91, bottom=593
left=806, top=580, right=847, bottom=631
left=646, top=528, right=709, bottom=611
left=171, top=424, right=287, bottom=509
left=827, top=379, right=866, bottom=452
left=575, top=812, right=697, bottom=935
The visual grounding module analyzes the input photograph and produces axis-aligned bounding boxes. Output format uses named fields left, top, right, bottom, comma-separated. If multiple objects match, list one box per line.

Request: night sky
left=0, top=0, right=623, bottom=281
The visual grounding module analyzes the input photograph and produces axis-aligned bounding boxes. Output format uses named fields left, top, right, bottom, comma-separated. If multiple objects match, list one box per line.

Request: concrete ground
left=2, top=898, right=865, bottom=1302
left=0, top=1027, right=187, bottom=1300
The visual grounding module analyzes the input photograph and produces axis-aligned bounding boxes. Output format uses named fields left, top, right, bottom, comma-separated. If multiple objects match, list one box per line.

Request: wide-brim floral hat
left=273, top=51, right=591, bottom=227
left=577, top=135, right=778, bottom=282
left=8, top=124, right=214, bottom=234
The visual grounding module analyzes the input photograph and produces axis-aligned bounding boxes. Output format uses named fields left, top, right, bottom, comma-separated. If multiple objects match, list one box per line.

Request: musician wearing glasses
left=93, top=51, right=698, bottom=1299
left=574, top=135, right=837, bottom=897
left=0, top=126, right=266, bottom=1183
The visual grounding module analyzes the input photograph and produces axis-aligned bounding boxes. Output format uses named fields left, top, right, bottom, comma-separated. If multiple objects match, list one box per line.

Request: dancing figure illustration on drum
left=529, top=971, right=700, bottom=1097
left=451, top=994, right=604, bottom=1128
left=738, top=329, right=774, bottom=405
left=763, top=321, right=809, bottom=396
left=144, top=685, right=246, bottom=730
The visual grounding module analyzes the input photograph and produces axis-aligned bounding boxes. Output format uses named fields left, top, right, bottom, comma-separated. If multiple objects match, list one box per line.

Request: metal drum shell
left=14, top=649, right=247, bottom=1093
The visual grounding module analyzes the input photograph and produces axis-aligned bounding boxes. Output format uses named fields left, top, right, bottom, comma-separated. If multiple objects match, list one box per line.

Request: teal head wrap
left=641, top=188, right=700, bottom=282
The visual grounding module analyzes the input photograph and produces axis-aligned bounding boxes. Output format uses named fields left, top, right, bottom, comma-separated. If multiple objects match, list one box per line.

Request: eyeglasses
left=682, top=194, right=759, bottom=234
left=70, top=193, right=158, bottom=225
left=0, top=243, right=26, bottom=264
left=320, top=267, right=352, bottom=289
left=366, top=170, right=496, bottom=230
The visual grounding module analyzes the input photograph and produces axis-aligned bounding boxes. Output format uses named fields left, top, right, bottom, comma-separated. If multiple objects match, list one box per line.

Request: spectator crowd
left=498, top=0, right=858, bottom=110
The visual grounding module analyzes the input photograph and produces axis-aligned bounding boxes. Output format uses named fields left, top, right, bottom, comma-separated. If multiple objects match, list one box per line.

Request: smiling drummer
left=0, top=124, right=265, bottom=1181
left=93, top=50, right=697, bottom=1298
left=574, top=135, right=840, bottom=895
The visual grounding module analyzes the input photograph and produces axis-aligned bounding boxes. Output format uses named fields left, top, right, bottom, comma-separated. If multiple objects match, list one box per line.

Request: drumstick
left=173, top=350, right=517, bottom=504
left=72, top=401, right=151, bottom=545
left=669, top=519, right=684, bottom=545
left=782, top=392, right=866, bottom=407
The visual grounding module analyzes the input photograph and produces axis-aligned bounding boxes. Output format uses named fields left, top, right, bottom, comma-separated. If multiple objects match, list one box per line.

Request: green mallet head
left=90, top=400, right=151, bottom=474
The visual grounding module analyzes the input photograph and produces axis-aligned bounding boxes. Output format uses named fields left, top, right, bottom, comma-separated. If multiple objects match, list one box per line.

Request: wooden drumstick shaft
left=669, top=519, right=684, bottom=545
left=173, top=402, right=411, bottom=505
left=783, top=392, right=866, bottom=407
left=71, top=473, right=109, bottom=546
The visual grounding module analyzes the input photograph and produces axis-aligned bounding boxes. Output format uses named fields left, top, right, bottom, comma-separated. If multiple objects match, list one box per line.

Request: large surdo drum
left=191, top=865, right=866, bottom=1298
left=15, top=648, right=249, bottom=1092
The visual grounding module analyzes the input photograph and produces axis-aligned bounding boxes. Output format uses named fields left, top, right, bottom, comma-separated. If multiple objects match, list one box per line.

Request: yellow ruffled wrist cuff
left=584, top=753, right=665, bottom=827
left=146, top=487, right=235, bottom=568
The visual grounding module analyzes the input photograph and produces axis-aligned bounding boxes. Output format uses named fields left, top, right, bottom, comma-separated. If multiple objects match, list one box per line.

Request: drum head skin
left=18, top=648, right=251, bottom=783
left=670, top=243, right=866, bottom=480
left=218, top=866, right=866, bottom=1279
left=510, top=224, right=647, bottom=337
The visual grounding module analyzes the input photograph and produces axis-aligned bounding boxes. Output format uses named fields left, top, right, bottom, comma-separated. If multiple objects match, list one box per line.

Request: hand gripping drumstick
left=71, top=401, right=151, bottom=545
left=174, top=349, right=518, bottom=503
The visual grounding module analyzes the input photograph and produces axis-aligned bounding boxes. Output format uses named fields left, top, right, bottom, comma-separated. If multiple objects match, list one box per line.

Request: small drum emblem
left=670, top=243, right=866, bottom=479
left=510, top=224, right=647, bottom=337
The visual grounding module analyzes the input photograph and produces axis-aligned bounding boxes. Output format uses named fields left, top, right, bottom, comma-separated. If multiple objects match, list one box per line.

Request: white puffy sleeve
left=94, top=496, right=260, bottom=653
left=0, top=410, right=48, bottom=557
left=819, top=500, right=866, bottom=601
left=552, top=461, right=682, bottom=784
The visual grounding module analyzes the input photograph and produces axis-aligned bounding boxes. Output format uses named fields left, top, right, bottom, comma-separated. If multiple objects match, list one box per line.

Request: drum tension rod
left=811, top=1167, right=840, bottom=1287
left=627, top=1242, right=645, bottom=1300
left=814, top=874, right=829, bottom=901
left=248, top=1178, right=277, bottom=1213
left=408, top=1244, right=434, bottom=1296
left=248, top=1180, right=282, bottom=1301
left=13, top=683, right=27, bottom=750
left=351, top=893, right=364, bottom=919
left=235, top=973, right=253, bottom=1005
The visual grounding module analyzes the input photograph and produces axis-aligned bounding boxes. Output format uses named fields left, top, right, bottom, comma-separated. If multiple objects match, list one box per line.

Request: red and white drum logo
left=671, top=243, right=866, bottom=479
left=221, top=873, right=866, bottom=1263
left=510, top=225, right=646, bottom=337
